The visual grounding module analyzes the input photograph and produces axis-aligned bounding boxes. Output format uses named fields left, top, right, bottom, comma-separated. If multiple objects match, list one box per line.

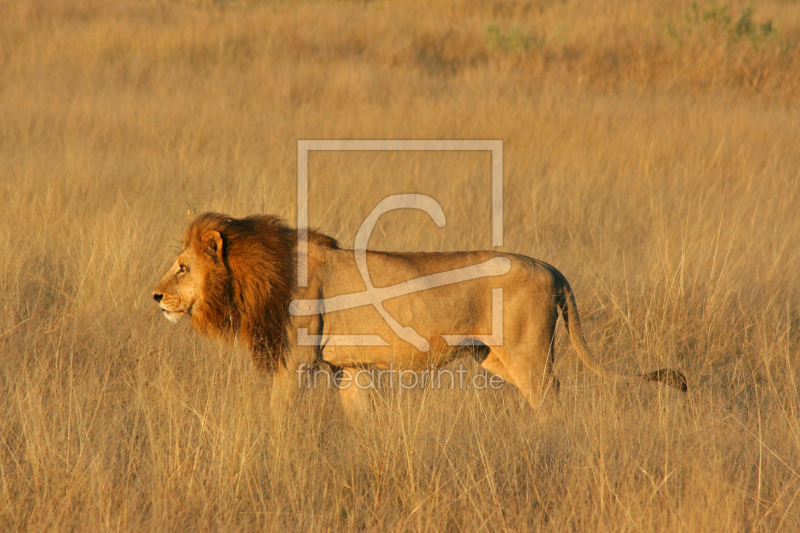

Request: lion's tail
left=555, top=274, right=688, bottom=392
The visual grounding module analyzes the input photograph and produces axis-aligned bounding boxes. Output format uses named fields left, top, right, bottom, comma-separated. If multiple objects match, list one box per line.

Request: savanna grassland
left=1, top=0, right=800, bottom=530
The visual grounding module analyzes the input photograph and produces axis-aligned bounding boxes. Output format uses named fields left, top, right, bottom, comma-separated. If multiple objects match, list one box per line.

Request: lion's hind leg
left=454, top=341, right=528, bottom=397
left=482, top=346, right=559, bottom=421
left=454, top=340, right=526, bottom=396
left=479, top=306, right=560, bottom=417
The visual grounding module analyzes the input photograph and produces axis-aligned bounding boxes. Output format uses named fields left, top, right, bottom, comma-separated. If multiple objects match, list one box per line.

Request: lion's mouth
left=160, top=307, right=186, bottom=323
left=161, top=309, right=182, bottom=323
left=159, top=300, right=194, bottom=323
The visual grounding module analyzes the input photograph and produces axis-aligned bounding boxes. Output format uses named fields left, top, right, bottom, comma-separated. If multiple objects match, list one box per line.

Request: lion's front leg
left=337, top=366, right=377, bottom=425
left=270, top=345, right=320, bottom=424
left=268, top=310, right=326, bottom=423
left=269, top=363, right=298, bottom=426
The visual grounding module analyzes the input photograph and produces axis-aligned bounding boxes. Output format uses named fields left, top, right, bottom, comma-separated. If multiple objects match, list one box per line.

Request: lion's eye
left=178, top=264, right=187, bottom=275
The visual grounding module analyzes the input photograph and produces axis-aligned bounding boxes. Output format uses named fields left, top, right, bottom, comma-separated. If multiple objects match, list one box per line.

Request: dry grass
left=1, top=0, right=800, bottom=530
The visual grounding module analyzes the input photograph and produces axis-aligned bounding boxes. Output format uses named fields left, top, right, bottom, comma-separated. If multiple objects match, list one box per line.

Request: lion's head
left=153, top=213, right=306, bottom=370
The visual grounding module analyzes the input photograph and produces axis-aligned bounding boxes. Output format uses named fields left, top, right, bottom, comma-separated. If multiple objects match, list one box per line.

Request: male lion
left=153, top=212, right=687, bottom=419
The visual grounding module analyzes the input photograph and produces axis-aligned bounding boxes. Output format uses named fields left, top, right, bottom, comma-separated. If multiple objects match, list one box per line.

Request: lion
left=153, top=212, right=687, bottom=419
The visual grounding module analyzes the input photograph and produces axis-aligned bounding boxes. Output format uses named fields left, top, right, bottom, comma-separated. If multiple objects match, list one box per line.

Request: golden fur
left=154, top=213, right=687, bottom=417
left=153, top=213, right=335, bottom=370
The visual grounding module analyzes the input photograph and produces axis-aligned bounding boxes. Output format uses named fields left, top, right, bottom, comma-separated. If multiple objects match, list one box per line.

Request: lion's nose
left=153, top=293, right=163, bottom=303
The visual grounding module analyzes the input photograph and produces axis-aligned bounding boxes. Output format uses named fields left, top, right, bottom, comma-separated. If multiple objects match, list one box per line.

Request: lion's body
left=305, top=248, right=553, bottom=373
left=154, top=213, right=687, bottom=419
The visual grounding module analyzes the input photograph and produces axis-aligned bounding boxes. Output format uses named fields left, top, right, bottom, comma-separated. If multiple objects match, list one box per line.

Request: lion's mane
left=185, top=212, right=337, bottom=370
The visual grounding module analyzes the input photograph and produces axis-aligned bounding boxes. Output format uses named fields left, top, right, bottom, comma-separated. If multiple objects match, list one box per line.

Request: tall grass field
left=1, top=0, right=799, bottom=530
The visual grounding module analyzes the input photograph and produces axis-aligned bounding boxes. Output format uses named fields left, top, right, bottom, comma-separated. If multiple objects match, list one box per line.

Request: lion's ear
left=202, top=230, right=224, bottom=262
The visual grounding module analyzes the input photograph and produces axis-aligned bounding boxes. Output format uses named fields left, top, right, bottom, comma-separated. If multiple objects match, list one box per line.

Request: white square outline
left=295, top=140, right=504, bottom=349
left=297, top=139, right=503, bottom=288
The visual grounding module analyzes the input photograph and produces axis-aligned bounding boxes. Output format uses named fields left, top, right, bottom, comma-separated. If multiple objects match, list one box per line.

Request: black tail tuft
left=644, top=368, right=688, bottom=392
